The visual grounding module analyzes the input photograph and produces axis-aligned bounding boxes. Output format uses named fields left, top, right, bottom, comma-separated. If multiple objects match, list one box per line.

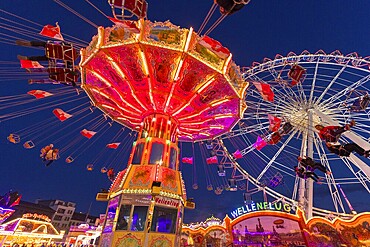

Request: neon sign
left=0, top=207, right=15, bottom=224
left=155, top=196, right=180, bottom=208
left=22, top=213, right=51, bottom=222
left=230, top=201, right=292, bottom=219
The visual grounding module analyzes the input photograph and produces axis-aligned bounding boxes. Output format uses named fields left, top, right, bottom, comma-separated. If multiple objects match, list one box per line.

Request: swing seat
left=23, top=140, right=35, bottom=149
left=108, top=0, right=148, bottom=19
left=48, top=68, right=79, bottom=84
left=268, top=132, right=281, bottom=145
left=217, top=164, right=225, bottom=176
left=205, top=141, right=213, bottom=150
left=87, top=164, right=94, bottom=171
left=269, top=172, right=283, bottom=188
left=45, top=42, right=78, bottom=62
left=228, top=178, right=237, bottom=191
left=7, top=134, right=20, bottom=144
left=216, top=0, right=250, bottom=15
left=65, top=156, right=74, bottom=163
left=350, top=94, right=370, bottom=112
left=288, top=64, right=306, bottom=86
left=44, top=150, right=59, bottom=161
left=280, top=122, right=293, bottom=135
left=243, top=192, right=252, bottom=204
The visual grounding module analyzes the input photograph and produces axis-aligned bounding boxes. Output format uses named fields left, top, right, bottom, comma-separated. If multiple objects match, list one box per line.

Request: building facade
left=69, top=212, right=99, bottom=228
left=36, top=199, right=76, bottom=232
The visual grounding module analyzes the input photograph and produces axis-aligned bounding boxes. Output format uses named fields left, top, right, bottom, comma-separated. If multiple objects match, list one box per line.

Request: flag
left=20, top=60, right=44, bottom=69
left=108, top=17, right=140, bottom=34
left=53, top=108, right=72, bottom=122
left=252, top=82, right=274, bottom=102
left=182, top=157, right=193, bottom=164
left=253, top=136, right=267, bottom=151
left=27, top=90, right=53, bottom=99
left=268, top=114, right=281, bottom=132
left=80, top=129, right=97, bottom=139
left=39, top=23, right=64, bottom=40
left=206, top=155, right=218, bottom=164
left=106, top=142, right=120, bottom=149
left=233, top=150, right=243, bottom=159
left=198, top=36, right=230, bottom=59
left=9, top=195, right=21, bottom=208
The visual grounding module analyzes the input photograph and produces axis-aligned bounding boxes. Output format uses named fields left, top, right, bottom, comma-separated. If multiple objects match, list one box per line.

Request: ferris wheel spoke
left=256, top=130, right=297, bottom=181
left=341, top=157, right=370, bottom=193
left=222, top=121, right=269, bottom=139
left=315, top=65, right=347, bottom=104
left=308, top=61, right=319, bottom=104
left=314, top=137, right=346, bottom=213
left=320, top=73, right=370, bottom=108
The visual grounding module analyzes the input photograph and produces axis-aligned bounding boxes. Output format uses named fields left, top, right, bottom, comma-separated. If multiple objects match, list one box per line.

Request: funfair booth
left=181, top=201, right=370, bottom=247
left=0, top=213, right=64, bottom=247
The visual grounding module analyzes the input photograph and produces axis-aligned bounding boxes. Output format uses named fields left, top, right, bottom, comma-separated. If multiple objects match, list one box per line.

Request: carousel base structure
left=181, top=208, right=370, bottom=247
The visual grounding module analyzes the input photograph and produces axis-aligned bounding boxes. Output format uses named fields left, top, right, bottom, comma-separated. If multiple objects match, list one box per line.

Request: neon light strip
left=164, top=29, right=193, bottom=113
left=223, top=54, right=232, bottom=74
left=99, top=103, right=140, bottom=122
left=117, top=116, right=141, bottom=123
left=177, top=107, right=210, bottom=121
left=214, top=113, right=234, bottom=120
left=140, top=49, right=156, bottom=110
left=184, top=28, right=193, bottom=52
left=180, top=113, right=235, bottom=126
left=210, top=98, right=231, bottom=107
left=81, top=27, right=104, bottom=67
left=172, top=94, right=198, bottom=116
left=196, top=77, right=215, bottom=93
left=164, top=83, right=176, bottom=113
left=179, top=126, right=224, bottom=131
left=89, top=72, right=142, bottom=113
left=104, top=53, right=148, bottom=111
left=173, top=59, right=184, bottom=82
left=139, top=50, right=149, bottom=75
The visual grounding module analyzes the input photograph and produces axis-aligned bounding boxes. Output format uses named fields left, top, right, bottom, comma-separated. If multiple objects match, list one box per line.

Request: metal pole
left=306, top=109, right=314, bottom=219
left=298, top=131, right=307, bottom=210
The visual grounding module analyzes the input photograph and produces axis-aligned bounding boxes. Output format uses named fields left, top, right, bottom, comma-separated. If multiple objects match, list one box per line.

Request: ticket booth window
left=116, top=204, right=131, bottom=230
left=150, top=206, right=177, bottom=233
left=131, top=206, right=148, bottom=231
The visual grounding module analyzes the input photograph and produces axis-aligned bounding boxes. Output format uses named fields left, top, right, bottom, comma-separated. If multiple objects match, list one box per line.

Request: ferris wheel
left=215, top=51, right=370, bottom=218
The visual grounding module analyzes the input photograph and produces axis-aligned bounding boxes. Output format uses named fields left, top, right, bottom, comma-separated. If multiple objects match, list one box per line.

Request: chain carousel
left=87, top=1, right=248, bottom=246
left=1, top=0, right=370, bottom=247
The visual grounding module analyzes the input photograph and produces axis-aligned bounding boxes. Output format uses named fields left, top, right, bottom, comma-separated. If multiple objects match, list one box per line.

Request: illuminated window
left=116, top=205, right=131, bottom=231
left=149, top=143, right=164, bottom=164
left=150, top=207, right=177, bottom=233
left=169, top=148, right=177, bottom=169
left=131, top=206, right=148, bottom=232
left=132, top=143, right=144, bottom=164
